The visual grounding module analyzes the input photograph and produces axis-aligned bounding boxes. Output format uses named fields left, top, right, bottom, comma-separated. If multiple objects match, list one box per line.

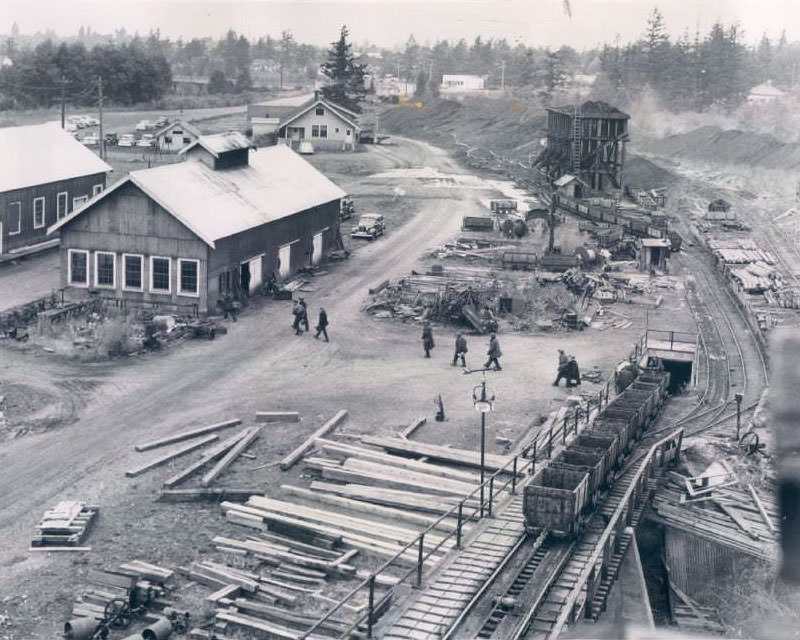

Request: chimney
left=314, top=89, right=322, bottom=101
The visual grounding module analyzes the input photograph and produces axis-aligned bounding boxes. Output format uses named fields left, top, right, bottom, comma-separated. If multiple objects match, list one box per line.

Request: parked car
left=81, top=134, right=99, bottom=146
left=340, top=196, right=354, bottom=221
left=154, top=115, right=169, bottom=127
left=351, top=213, right=385, bottom=240
left=64, top=121, right=78, bottom=133
left=118, top=134, right=137, bottom=147
left=104, top=132, right=118, bottom=146
left=83, top=115, right=99, bottom=127
left=67, top=116, right=86, bottom=128
left=136, top=133, right=156, bottom=147
left=135, top=119, right=152, bottom=131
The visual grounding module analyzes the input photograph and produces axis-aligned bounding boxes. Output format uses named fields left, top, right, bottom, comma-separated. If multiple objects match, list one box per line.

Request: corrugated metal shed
left=0, top=122, right=112, bottom=193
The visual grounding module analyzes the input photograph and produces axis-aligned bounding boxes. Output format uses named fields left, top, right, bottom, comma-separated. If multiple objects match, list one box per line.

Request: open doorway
left=661, top=359, right=693, bottom=394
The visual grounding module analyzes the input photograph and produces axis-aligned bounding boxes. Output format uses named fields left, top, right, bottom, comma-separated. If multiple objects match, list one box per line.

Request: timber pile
left=651, top=475, right=780, bottom=561
left=30, top=501, right=98, bottom=549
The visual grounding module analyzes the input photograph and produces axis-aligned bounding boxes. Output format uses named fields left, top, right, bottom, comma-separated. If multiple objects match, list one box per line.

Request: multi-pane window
left=92, top=184, right=103, bottom=196
left=150, top=257, right=170, bottom=293
left=95, top=252, right=116, bottom=288
left=7, top=202, right=21, bottom=234
left=178, top=259, right=199, bottom=296
left=68, top=249, right=89, bottom=286
left=164, top=135, right=172, bottom=144
left=315, top=106, right=325, bottom=116
left=33, top=197, right=45, bottom=228
left=312, top=125, right=328, bottom=138
left=123, top=254, right=143, bottom=290
left=57, top=192, right=68, bottom=219
left=73, top=195, right=88, bottom=209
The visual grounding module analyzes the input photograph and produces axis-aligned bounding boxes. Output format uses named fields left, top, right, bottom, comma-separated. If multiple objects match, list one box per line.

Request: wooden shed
left=49, top=133, right=345, bottom=314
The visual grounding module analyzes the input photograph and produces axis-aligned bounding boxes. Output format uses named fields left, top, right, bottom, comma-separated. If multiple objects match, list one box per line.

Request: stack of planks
left=30, top=501, right=99, bottom=550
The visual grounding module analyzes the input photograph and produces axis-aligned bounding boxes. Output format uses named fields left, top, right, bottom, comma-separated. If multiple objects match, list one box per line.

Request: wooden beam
left=201, top=427, right=261, bottom=487
left=125, top=434, right=220, bottom=478
left=207, top=584, right=241, bottom=603
left=134, top=419, right=241, bottom=452
left=713, top=500, right=760, bottom=540
left=158, top=488, right=258, bottom=502
left=747, top=483, right=776, bottom=534
left=400, top=416, right=426, bottom=439
left=163, top=430, right=250, bottom=488
left=360, top=435, right=513, bottom=472
left=255, top=411, right=300, bottom=423
left=279, top=410, right=348, bottom=471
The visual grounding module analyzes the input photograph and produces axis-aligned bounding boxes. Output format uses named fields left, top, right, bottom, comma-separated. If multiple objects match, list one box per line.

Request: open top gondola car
left=524, top=465, right=590, bottom=537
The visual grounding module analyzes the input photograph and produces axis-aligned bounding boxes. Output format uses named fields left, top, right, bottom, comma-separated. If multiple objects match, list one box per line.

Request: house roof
left=49, top=144, right=346, bottom=248
left=554, top=174, right=579, bottom=187
left=0, top=122, right=112, bottom=193
left=548, top=101, right=630, bottom=120
left=179, top=131, right=254, bottom=158
left=253, top=93, right=316, bottom=108
left=154, top=120, right=202, bottom=139
left=280, top=99, right=360, bottom=131
left=749, top=81, right=785, bottom=97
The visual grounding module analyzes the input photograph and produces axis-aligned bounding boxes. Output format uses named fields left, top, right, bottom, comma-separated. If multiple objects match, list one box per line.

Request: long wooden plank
left=320, top=465, right=473, bottom=498
left=279, top=410, right=348, bottom=470
left=163, top=430, right=250, bottom=487
left=201, top=427, right=261, bottom=487
left=255, top=411, right=300, bottom=423
left=158, top=488, right=259, bottom=502
left=361, top=435, right=513, bottom=471
left=134, top=419, right=241, bottom=452
left=747, top=483, right=776, bottom=534
left=713, top=501, right=760, bottom=540
left=342, top=458, right=477, bottom=493
left=309, top=481, right=479, bottom=514
left=400, top=416, right=427, bottom=439
left=215, top=611, right=328, bottom=640
left=125, top=434, right=220, bottom=478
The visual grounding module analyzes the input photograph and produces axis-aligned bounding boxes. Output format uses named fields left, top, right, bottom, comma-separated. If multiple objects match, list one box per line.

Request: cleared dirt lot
left=0, top=138, right=650, bottom=637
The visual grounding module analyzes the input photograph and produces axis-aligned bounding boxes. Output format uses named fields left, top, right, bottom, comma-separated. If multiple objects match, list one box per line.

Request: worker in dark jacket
left=299, top=297, right=310, bottom=332
left=452, top=333, right=468, bottom=367
left=565, top=355, right=581, bottom=388
left=315, top=307, right=329, bottom=342
left=292, top=300, right=304, bottom=335
left=615, top=366, right=635, bottom=394
left=422, top=321, right=434, bottom=357
left=553, top=348, right=569, bottom=386
left=484, top=334, right=502, bottom=371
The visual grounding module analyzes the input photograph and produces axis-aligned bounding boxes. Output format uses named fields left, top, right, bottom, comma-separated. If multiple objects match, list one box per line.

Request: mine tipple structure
left=540, top=101, right=630, bottom=193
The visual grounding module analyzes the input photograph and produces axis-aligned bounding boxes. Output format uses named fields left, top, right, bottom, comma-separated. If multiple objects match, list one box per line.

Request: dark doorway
left=240, top=261, right=251, bottom=296
left=662, top=360, right=692, bottom=394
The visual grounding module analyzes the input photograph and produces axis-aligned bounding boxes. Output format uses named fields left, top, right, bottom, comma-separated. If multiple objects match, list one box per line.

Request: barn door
left=249, top=255, right=263, bottom=291
left=312, top=232, right=323, bottom=266
left=278, top=243, right=292, bottom=279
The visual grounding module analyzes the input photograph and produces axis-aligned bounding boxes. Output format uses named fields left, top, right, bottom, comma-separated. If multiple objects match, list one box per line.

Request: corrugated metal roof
left=0, top=122, right=112, bottom=193
left=180, top=131, right=253, bottom=158
left=554, top=174, right=577, bottom=186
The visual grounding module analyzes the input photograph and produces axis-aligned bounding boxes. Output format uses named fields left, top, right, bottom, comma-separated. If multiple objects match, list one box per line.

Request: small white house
left=154, top=121, right=202, bottom=153
left=440, top=74, right=487, bottom=92
left=747, top=80, right=786, bottom=104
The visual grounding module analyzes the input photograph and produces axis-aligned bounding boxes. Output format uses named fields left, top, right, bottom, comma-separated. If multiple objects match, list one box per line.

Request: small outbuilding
left=554, top=174, right=590, bottom=199
left=154, top=120, right=202, bottom=153
left=638, top=238, right=671, bottom=272
left=707, top=198, right=734, bottom=221
left=49, top=132, right=345, bottom=314
left=440, top=74, right=487, bottom=92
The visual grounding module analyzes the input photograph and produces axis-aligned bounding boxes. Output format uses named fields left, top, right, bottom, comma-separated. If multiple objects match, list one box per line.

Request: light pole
left=472, top=372, right=495, bottom=518
left=734, top=392, right=743, bottom=441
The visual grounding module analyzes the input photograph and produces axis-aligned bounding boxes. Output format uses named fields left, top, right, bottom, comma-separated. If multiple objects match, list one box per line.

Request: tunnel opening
left=661, top=359, right=693, bottom=394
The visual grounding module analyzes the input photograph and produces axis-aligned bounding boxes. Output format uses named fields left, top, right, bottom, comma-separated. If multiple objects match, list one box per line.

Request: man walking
left=484, top=333, right=502, bottom=371
left=566, top=355, right=581, bottom=388
left=422, top=321, right=435, bottom=358
left=315, top=307, right=329, bottom=342
left=452, top=333, right=468, bottom=367
left=299, top=298, right=310, bottom=332
left=553, top=348, right=569, bottom=386
left=292, top=300, right=304, bottom=335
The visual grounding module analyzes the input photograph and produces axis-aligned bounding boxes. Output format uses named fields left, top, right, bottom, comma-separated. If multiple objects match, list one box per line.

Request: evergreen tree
left=320, top=25, right=365, bottom=113
left=543, top=48, right=566, bottom=99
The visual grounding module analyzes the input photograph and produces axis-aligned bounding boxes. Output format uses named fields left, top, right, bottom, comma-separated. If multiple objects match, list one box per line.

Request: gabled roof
left=548, top=101, right=630, bottom=120
left=154, top=120, right=202, bottom=139
left=554, top=174, right=578, bottom=187
left=0, top=122, right=112, bottom=193
left=252, top=93, right=316, bottom=108
left=280, top=98, right=360, bottom=131
left=179, top=131, right=254, bottom=158
left=49, top=144, right=346, bottom=248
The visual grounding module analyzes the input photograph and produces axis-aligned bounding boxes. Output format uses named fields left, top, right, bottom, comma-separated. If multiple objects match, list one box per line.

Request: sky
left=2, top=0, right=799, bottom=49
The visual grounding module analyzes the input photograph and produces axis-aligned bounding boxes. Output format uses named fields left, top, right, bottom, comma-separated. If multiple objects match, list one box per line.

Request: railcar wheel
left=104, top=599, right=132, bottom=628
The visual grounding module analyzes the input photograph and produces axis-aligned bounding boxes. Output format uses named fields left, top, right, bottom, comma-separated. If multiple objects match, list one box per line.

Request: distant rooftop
left=180, top=131, right=253, bottom=158
left=253, top=93, right=315, bottom=108
left=548, top=101, right=630, bottom=119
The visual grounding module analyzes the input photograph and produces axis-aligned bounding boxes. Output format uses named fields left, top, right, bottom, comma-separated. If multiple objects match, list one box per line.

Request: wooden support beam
left=279, top=410, right=348, bottom=471
left=158, top=488, right=258, bottom=503
left=134, top=419, right=241, bottom=452
left=747, top=483, right=776, bottom=534
left=400, top=416, right=426, bottom=439
left=201, top=427, right=261, bottom=487
left=360, top=435, right=513, bottom=472
left=207, top=584, right=241, bottom=603
left=125, top=434, right=220, bottom=478
left=713, top=500, right=760, bottom=540
left=163, top=430, right=250, bottom=488
left=255, top=411, right=300, bottom=423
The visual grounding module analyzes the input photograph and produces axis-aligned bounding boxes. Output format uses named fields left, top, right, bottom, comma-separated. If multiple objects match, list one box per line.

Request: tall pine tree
left=321, top=25, right=365, bottom=113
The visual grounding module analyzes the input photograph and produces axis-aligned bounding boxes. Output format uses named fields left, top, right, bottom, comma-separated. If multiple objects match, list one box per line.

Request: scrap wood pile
left=429, top=238, right=522, bottom=262
left=652, top=462, right=779, bottom=561
left=30, top=500, right=98, bottom=550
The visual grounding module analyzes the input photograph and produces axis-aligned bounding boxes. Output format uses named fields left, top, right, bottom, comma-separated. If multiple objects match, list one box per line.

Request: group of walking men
left=421, top=322, right=502, bottom=371
left=553, top=348, right=581, bottom=388
left=291, top=298, right=329, bottom=341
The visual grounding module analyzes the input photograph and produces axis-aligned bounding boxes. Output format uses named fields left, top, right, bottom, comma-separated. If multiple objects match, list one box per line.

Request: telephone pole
left=499, top=60, right=506, bottom=91
left=97, top=75, right=104, bottom=160
left=60, top=77, right=67, bottom=129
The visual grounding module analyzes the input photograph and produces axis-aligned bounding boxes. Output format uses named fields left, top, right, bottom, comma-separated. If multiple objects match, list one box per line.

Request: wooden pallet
left=31, top=501, right=99, bottom=548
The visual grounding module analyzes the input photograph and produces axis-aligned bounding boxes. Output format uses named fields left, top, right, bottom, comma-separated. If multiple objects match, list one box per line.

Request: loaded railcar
left=523, top=465, right=590, bottom=537
left=576, top=433, right=621, bottom=471
left=554, top=449, right=606, bottom=501
left=593, top=417, right=637, bottom=454
left=564, top=445, right=614, bottom=490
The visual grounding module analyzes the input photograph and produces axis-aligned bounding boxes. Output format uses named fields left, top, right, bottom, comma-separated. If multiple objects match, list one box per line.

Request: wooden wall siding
left=664, top=526, right=739, bottom=598
left=280, top=107, right=357, bottom=150
left=0, top=172, right=106, bottom=253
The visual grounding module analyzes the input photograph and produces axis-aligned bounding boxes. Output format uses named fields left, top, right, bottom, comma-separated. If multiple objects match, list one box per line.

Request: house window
left=335, top=127, right=340, bottom=133
left=183, top=137, right=191, bottom=144
left=150, top=256, right=171, bottom=293
left=346, top=129, right=351, bottom=135
left=73, top=195, right=88, bottom=209
left=173, top=130, right=183, bottom=136
left=92, top=184, right=103, bottom=197
left=95, top=251, right=116, bottom=288
left=178, top=259, right=199, bottom=296
left=164, top=135, right=172, bottom=144
left=7, top=202, right=21, bottom=235
left=33, top=197, right=45, bottom=229
left=68, top=249, right=89, bottom=286
left=315, top=106, right=325, bottom=116
left=123, top=254, right=143, bottom=291
left=57, top=192, right=68, bottom=219
left=312, top=125, right=328, bottom=138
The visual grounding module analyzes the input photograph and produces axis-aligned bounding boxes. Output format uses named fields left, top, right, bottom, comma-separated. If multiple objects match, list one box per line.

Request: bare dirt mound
left=636, top=125, right=800, bottom=169
left=623, top=155, right=679, bottom=189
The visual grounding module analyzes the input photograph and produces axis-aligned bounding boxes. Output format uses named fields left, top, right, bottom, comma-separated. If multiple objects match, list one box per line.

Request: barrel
left=64, top=618, right=98, bottom=640
left=142, top=617, right=173, bottom=640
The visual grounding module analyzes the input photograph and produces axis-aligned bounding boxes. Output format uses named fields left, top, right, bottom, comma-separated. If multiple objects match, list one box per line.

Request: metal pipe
left=416, top=534, right=425, bottom=587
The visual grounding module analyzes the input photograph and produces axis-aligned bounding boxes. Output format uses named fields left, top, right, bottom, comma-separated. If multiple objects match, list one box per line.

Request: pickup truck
left=351, top=214, right=384, bottom=240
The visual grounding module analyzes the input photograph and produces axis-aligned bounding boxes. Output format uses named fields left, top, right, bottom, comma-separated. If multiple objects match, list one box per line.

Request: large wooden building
left=49, top=132, right=345, bottom=314
left=0, top=123, right=112, bottom=258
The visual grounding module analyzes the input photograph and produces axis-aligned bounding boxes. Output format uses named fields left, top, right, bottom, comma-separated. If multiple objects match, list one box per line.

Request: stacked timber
left=31, top=501, right=98, bottom=549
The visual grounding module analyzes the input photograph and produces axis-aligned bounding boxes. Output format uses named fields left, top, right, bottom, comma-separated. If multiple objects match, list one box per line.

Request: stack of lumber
left=670, top=581, right=727, bottom=635
left=30, top=501, right=98, bottom=550
left=651, top=477, right=780, bottom=561
left=360, top=435, right=517, bottom=472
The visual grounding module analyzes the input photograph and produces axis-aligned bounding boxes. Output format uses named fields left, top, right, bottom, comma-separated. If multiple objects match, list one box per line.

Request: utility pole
left=60, top=77, right=67, bottom=129
left=499, top=59, right=506, bottom=90
left=98, top=75, right=104, bottom=160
